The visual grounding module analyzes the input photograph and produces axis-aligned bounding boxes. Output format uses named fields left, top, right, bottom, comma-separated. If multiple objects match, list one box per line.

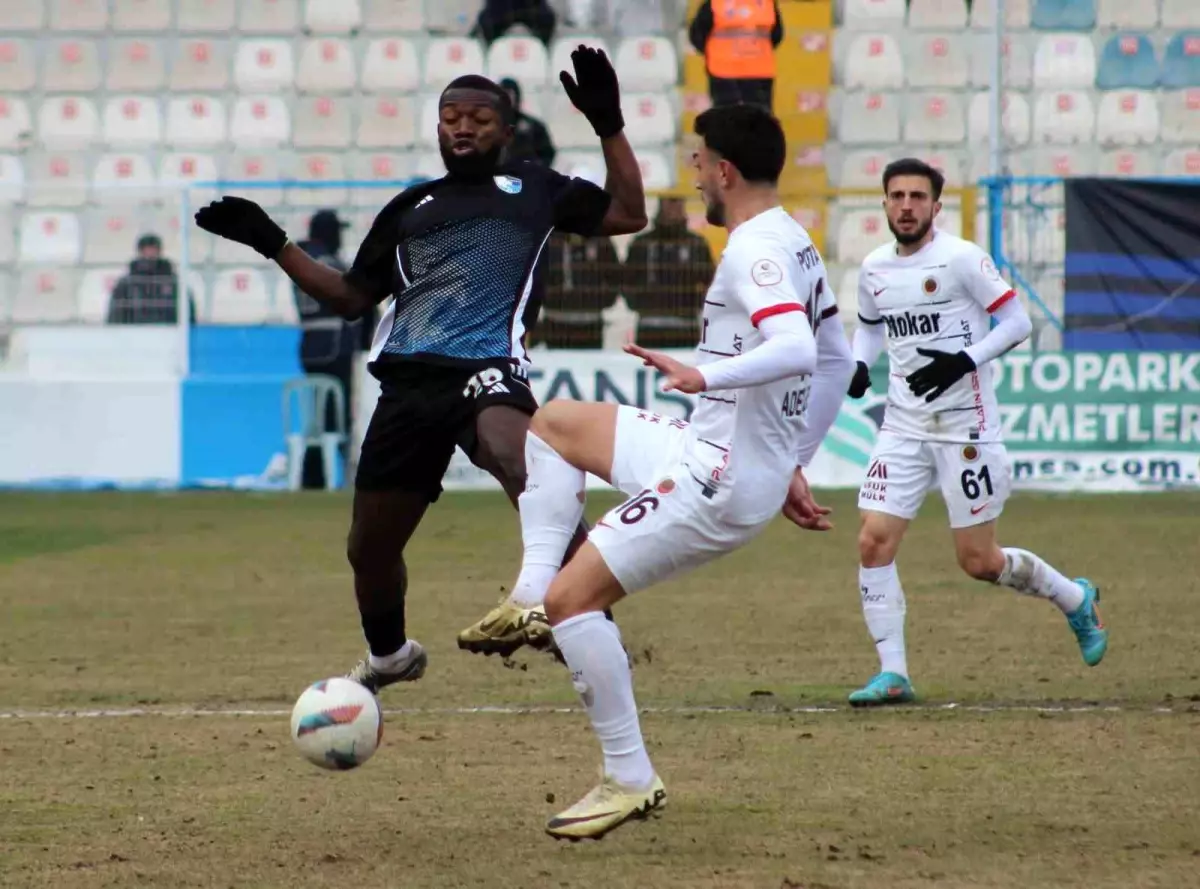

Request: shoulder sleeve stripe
left=857, top=313, right=884, bottom=326
left=987, top=289, right=1016, bottom=313
left=750, top=303, right=806, bottom=327
left=820, top=305, right=839, bottom=320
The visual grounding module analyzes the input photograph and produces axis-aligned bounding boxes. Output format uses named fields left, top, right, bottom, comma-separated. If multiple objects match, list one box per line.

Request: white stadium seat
left=165, top=96, right=227, bottom=146
left=906, top=34, right=969, bottom=89
left=92, top=152, right=158, bottom=203
left=225, top=153, right=286, bottom=207
left=0, top=218, right=12, bottom=265
left=38, top=96, right=100, bottom=148
left=1099, top=149, right=1159, bottom=178
left=0, top=6, right=43, bottom=30
left=614, top=37, right=677, bottom=92
left=423, top=38, right=485, bottom=88
left=0, top=154, right=24, bottom=204
left=1159, top=90, right=1200, bottom=144
left=113, top=0, right=172, bottom=31
left=1033, top=34, right=1097, bottom=90
left=550, top=37, right=609, bottom=82
left=296, top=39, right=357, bottom=93
left=108, top=40, right=167, bottom=91
left=235, top=40, right=295, bottom=92
left=103, top=96, right=163, bottom=147
left=13, top=267, right=80, bottom=323
left=554, top=150, right=604, bottom=183
left=970, top=34, right=1032, bottom=90
left=412, top=151, right=445, bottom=182
left=837, top=91, right=901, bottom=144
left=907, top=0, right=968, bottom=29
left=238, top=0, right=300, bottom=33
left=0, top=39, right=36, bottom=92
left=834, top=209, right=888, bottom=264
left=230, top=96, right=291, bottom=146
left=170, top=40, right=231, bottom=92
left=487, top=36, right=550, bottom=89
left=0, top=97, right=32, bottom=150
left=423, top=0, right=478, bottom=34
left=153, top=207, right=213, bottom=263
left=1162, top=0, right=1200, bottom=29
left=209, top=268, right=273, bottom=324
left=1032, top=147, right=1096, bottom=181
left=178, top=0, right=236, bottom=31
left=19, top=211, right=82, bottom=265
left=834, top=149, right=889, bottom=189
left=1096, top=91, right=1160, bottom=147
left=26, top=152, right=88, bottom=207
left=622, top=93, right=675, bottom=147
left=416, top=94, right=442, bottom=150
left=347, top=152, right=414, bottom=205
left=50, top=0, right=108, bottom=31
left=924, top=149, right=967, bottom=188
left=842, top=34, right=903, bottom=89
left=1163, top=148, right=1200, bottom=177
left=903, top=92, right=966, bottom=145
left=42, top=40, right=102, bottom=93
left=287, top=153, right=348, bottom=207
left=293, top=96, right=353, bottom=148
left=362, top=38, right=420, bottom=92
left=548, top=92, right=597, bottom=149
left=1032, top=90, right=1095, bottom=144
left=306, top=0, right=363, bottom=32
left=356, top=95, right=416, bottom=149
left=77, top=267, right=124, bottom=324
left=968, top=91, right=1031, bottom=145
left=364, top=0, right=425, bottom=30
left=82, top=208, right=142, bottom=264
left=159, top=152, right=220, bottom=202
left=969, top=0, right=1032, bottom=29
left=636, top=150, right=673, bottom=190
left=1096, top=0, right=1158, bottom=29
left=837, top=266, right=860, bottom=316
left=842, top=0, right=907, bottom=29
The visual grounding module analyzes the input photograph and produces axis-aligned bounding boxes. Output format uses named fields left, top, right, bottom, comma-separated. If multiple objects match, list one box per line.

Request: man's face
left=138, top=244, right=161, bottom=260
left=658, top=197, right=687, bottom=225
left=884, top=174, right=941, bottom=245
left=692, top=146, right=729, bottom=227
left=437, top=93, right=512, bottom=177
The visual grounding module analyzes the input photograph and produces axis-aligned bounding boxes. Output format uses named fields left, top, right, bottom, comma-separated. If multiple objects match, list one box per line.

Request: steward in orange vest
left=688, top=0, right=784, bottom=110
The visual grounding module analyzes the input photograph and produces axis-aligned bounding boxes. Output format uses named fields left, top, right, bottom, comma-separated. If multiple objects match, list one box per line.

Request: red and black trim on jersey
left=986, top=289, right=1016, bottom=313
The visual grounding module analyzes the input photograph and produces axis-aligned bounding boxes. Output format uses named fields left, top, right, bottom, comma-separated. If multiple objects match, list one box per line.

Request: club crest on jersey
left=751, top=259, right=783, bottom=287
left=923, top=276, right=939, bottom=295
left=494, top=175, right=522, bottom=194
left=656, top=478, right=676, bottom=495
left=962, top=445, right=980, bottom=463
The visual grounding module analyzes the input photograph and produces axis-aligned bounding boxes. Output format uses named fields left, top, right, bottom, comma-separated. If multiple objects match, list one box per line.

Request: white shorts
left=589, top=406, right=769, bottom=595
left=857, top=431, right=1013, bottom=529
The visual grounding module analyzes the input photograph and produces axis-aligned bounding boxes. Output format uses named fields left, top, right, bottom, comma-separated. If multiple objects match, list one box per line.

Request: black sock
left=361, top=604, right=406, bottom=657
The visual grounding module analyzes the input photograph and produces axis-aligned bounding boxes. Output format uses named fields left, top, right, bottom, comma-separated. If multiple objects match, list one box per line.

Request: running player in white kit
left=465, top=105, right=855, bottom=840
left=845, top=158, right=1109, bottom=707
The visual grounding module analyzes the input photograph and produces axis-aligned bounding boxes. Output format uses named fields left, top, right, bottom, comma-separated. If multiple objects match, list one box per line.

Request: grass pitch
left=1, top=490, right=1197, bottom=888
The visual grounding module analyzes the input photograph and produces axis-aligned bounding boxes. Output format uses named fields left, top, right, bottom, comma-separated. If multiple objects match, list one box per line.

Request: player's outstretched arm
left=596, top=131, right=648, bottom=235
left=276, top=243, right=373, bottom=320
left=795, top=317, right=856, bottom=467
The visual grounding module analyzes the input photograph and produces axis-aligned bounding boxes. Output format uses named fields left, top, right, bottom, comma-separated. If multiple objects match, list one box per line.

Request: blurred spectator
left=688, top=0, right=784, bottom=110
left=293, top=210, right=375, bottom=489
left=564, top=0, right=675, bottom=36
left=501, top=78, right=556, bottom=167
left=473, top=0, right=556, bottom=47
left=623, top=197, right=714, bottom=349
left=106, top=234, right=195, bottom=325
left=537, top=230, right=620, bottom=349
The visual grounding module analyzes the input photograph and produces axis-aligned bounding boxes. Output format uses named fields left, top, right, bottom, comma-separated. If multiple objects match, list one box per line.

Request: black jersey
left=344, top=161, right=612, bottom=376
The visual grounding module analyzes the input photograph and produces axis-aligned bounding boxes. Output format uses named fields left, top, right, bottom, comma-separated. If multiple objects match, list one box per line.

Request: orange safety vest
left=706, top=0, right=777, bottom=80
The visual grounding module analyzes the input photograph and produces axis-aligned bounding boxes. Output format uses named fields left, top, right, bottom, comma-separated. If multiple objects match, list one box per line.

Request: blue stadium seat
left=1161, top=33, right=1200, bottom=89
left=1032, top=0, right=1097, bottom=30
left=1096, top=33, right=1159, bottom=89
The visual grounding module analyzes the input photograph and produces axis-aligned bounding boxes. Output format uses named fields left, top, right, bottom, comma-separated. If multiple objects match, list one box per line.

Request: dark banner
left=1064, top=178, right=1200, bottom=350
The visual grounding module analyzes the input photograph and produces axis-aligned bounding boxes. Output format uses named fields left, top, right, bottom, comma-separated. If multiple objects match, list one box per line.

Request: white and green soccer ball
left=290, top=677, right=383, bottom=770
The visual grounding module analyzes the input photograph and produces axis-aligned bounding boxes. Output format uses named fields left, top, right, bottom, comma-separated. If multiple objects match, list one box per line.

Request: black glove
left=906, top=348, right=976, bottom=403
left=559, top=45, right=624, bottom=139
left=194, top=196, right=288, bottom=261
left=847, top=361, right=872, bottom=398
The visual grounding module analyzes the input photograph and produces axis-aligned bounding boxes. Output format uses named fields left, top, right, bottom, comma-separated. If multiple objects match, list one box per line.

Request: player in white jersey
left=844, top=158, right=1109, bottom=707
left=459, top=105, right=855, bottom=839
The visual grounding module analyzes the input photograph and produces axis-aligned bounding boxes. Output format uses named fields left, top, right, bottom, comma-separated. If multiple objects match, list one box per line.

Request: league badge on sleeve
left=751, top=258, right=783, bottom=287
left=494, top=175, right=523, bottom=195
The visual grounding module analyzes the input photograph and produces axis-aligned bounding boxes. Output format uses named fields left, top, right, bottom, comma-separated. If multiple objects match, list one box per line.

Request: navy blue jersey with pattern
left=344, top=161, right=612, bottom=376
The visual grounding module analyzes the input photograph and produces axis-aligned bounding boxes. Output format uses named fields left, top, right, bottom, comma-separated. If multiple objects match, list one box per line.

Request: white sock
left=860, top=563, right=908, bottom=679
left=997, top=548, right=1084, bottom=615
left=552, top=611, right=655, bottom=789
left=369, top=640, right=413, bottom=672
left=510, top=433, right=586, bottom=608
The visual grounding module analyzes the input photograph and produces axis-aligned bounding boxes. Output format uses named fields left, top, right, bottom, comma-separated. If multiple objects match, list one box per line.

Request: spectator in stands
left=689, top=0, right=784, bottom=110
left=106, top=234, right=194, bottom=325
left=293, top=210, right=376, bottom=489
left=564, top=0, right=676, bottom=37
left=536, top=229, right=620, bottom=349
left=473, top=0, right=556, bottom=48
left=622, top=196, right=714, bottom=348
left=500, top=78, right=556, bottom=167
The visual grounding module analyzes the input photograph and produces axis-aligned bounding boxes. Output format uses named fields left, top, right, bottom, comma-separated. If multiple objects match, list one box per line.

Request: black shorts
left=355, top=360, right=538, bottom=500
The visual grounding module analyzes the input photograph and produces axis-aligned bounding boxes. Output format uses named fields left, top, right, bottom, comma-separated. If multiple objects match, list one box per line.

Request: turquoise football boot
left=848, top=671, right=917, bottom=707
left=1067, top=580, right=1108, bottom=666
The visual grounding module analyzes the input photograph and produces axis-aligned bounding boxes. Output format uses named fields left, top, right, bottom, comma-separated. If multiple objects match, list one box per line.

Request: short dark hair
left=882, top=158, right=945, bottom=201
left=694, top=104, right=786, bottom=185
left=440, top=74, right=515, bottom=125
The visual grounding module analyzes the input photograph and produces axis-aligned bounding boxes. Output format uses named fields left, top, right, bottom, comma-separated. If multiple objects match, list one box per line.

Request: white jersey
left=857, top=230, right=1014, bottom=443
left=684, top=206, right=837, bottom=523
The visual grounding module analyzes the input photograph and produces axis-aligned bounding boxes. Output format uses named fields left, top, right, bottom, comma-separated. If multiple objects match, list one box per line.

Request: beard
left=703, top=195, right=726, bottom=227
left=888, top=216, right=933, bottom=245
left=439, top=142, right=504, bottom=179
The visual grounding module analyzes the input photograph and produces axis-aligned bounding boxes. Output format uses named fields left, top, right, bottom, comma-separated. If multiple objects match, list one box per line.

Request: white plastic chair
left=283, top=375, right=348, bottom=491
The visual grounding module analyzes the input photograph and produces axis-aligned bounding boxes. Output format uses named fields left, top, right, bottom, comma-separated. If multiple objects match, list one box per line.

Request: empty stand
left=1161, top=33, right=1200, bottom=89
left=224, top=153, right=285, bottom=207
left=1098, top=148, right=1159, bottom=177
left=908, top=0, right=968, bottom=29
left=834, top=209, right=888, bottom=264
left=159, top=152, right=221, bottom=201
left=356, top=95, right=416, bottom=149
left=38, top=96, right=100, bottom=148
left=82, top=208, right=143, bottom=264
left=903, top=92, right=966, bottom=144
left=42, top=40, right=102, bottom=93
left=305, top=0, right=363, bottom=33
left=238, top=0, right=300, bottom=33
left=969, top=34, right=1033, bottom=90
left=13, top=267, right=80, bottom=324
left=0, top=6, right=44, bottom=31
left=92, top=152, right=158, bottom=203
left=77, top=267, right=124, bottom=324
left=165, top=96, right=228, bottom=146
left=1033, top=33, right=1097, bottom=89
left=548, top=92, right=598, bottom=149
left=423, top=0, right=478, bottom=34
left=0, top=40, right=36, bottom=93
left=230, top=96, right=291, bottom=145
left=108, top=40, right=168, bottom=92
left=842, top=0, right=907, bottom=29
left=970, top=0, right=1033, bottom=28
left=622, top=94, right=676, bottom=148
left=234, top=40, right=295, bottom=92
left=836, top=91, right=901, bottom=144
left=1096, top=0, right=1159, bottom=30
left=169, top=39, right=232, bottom=92
left=0, top=155, right=24, bottom=205
left=19, top=212, right=82, bottom=265
left=1163, top=147, right=1200, bottom=177
left=0, top=213, right=13, bottom=265
left=1031, top=0, right=1097, bottom=31
left=423, top=38, right=486, bottom=88
left=50, top=0, right=109, bottom=31
left=906, top=33, right=969, bottom=88
left=614, top=37, right=678, bottom=92
left=1162, top=0, right=1200, bottom=29
left=364, top=0, right=425, bottom=31
left=297, top=38, right=357, bottom=93
left=1032, top=90, right=1095, bottom=143
left=103, top=96, right=164, bottom=147
left=0, top=98, right=32, bottom=151
left=842, top=34, right=903, bottom=89
left=486, top=36, right=551, bottom=89
left=1097, top=33, right=1160, bottom=90
left=362, top=38, right=421, bottom=92
left=25, top=152, right=89, bottom=207
left=1160, top=89, right=1200, bottom=143
left=209, top=268, right=273, bottom=324
left=293, top=96, right=353, bottom=148
left=113, top=0, right=173, bottom=31
left=286, top=153, right=348, bottom=207
left=348, top=152, right=415, bottom=205
left=1095, top=90, right=1160, bottom=145
left=177, top=0, right=237, bottom=31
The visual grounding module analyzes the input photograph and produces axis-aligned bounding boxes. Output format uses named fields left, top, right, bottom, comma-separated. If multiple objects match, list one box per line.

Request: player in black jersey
left=195, top=48, right=646, bottom=691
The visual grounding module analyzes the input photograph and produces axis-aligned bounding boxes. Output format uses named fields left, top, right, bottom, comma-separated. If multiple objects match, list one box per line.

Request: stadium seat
left=423, top=38, right=486, bottom=88
left=1031, top=0, right=1097, bottom=30
left=1095, top=90, right=1160, bottom=145
left=0, top=6, right=43, bottom=30
left=969, top=0, right=1032, bottom=28
left=287, top=153, right=348, bottom=207
left=412, top=151, right=445, bottom=182
left=290, top=96, right=351, bottom=149
left=230, top=96, right=291, bottom=145
left=25, top=152, right=88, bottom=207
left=1033, top=33, right=1097, bottom=88
left=907, top=0, right=968, bottom=29
left=0, top=39, right=36, bottom=92
left=906, top=33, right=969, bottom=89
left=38, top=96, right=100, bottom=148
left=1097, top=33, right=1160, bottom=90
left=364, top=0, right=425, bottom=31
left=76, top=267, right=123, bottom=324
left=554, top=150, right=604, bottom=182
left=0, top=154, right=23, bottom=204
left=622, top=94, right=676, bottom=148
left=112, top=0, right=172, bottom=31
left=49, top=0, right=108, bottom=31
left=82, top=208, right=142, bottom=264
left=0, top=98, right=31, bottom=150
left=969, top=34, right=1033, bottom=90
left=1159, top=89, right=1200, bottom=143
left=19, top=212, right=82, bottom=265
left=903, top=92, right=966, bottom=144
left=614, top=37, right=677, bottom=92
left=842, top=34, right=903, bottom=89
left=1161, top=34, right=1200, bottom=89
left=423, top=0, right=478, bottom=34
left=1032, top=146, right=1096, bottom=180
left=238, top=0, right=300, bottom=33
left=836, top=91, right=901, bottom=144
left=362, top=38, right=420, bottom=92
left=842, top=0, right=907, bottom=29
left=1098, top=148, right=1159, bottom=177
left=834, top=209, right=888, bottom=264
left=549, top=92, right=601, bottom=149
left=347, top=152, right=415, bottom=205
left=0, top=216, right=12, bottom=266
left=415, top=94, right=441, bottom=149
left=833, top=149, right=889, bottom=189
left=550, top=37, right=609, bottom=82
left=165, top=96, right=228, bottom=146
left=356, top=95, right=416, bottom=149
left=924, top=149, right=967, bottom=188
left=836, top=266, right=860, bottom=316
left=636, top=150, right=673, bottom=190
left=968, top=91, right=1032, bottom=145
left=169, top=39, right=231, bottom=92
left=178, top=0, right=236, bottom=31
left=153, top=207, right=213, bottom=263
left=225, top=153, right=285, bottom=207
left=158, top=152, right=220, bottom=201
left=1162, top=147, right=1200, bottom=177
left=42, top=40, right=102, bottom=93
left=297, top=39, right=357, bottom=93
left=235, top=40, right=295, bottom=92
left=306, top=0, right=363, bottom=32
left=12, top=267, right=80, bottom=323
left=102, top=96, right=163, bottom=147
left=107, top=40, right=168, bottom=92
left=1032, top=90, right=1095, bottom=143
left=92, top=152, right=158, bottom=203
left=487, top=36, right=551, bottom=89
left=1095, top=0, right=1158, bottom=29
left=1162, top=0, right=1200, bottom=29
left=1029, top=207, right=1066, bottom=266
left=209, top=268, right=274, bottom=324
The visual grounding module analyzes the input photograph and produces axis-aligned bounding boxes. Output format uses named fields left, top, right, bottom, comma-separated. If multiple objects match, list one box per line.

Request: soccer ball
left=290, top=677, right=383, bottom=770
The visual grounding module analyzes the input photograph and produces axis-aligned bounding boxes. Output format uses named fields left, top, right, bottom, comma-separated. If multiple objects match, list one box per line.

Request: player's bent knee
left=957, top=547, right=1003, bottom=582
left=858, top=527, right=899, bottom=567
